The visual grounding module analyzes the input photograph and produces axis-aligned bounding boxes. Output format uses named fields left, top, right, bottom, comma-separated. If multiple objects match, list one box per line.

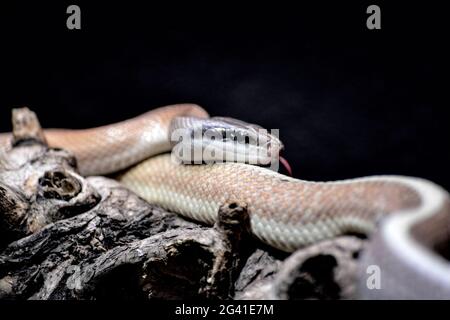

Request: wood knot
left=217, top=201, right=250, bottom=228
left=11, top=107, right=47, bottom=147
left=38, top=170, right=82, bottom=201
left=215, top=201, right=251, bottom=247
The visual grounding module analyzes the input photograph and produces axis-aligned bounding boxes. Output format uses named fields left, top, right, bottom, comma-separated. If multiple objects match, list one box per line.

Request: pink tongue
left=279, top=156, right=293, bottom=176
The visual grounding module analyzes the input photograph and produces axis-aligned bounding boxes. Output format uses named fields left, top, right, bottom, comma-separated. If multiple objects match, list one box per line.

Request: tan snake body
left=1, top=104, right=449, bottom=298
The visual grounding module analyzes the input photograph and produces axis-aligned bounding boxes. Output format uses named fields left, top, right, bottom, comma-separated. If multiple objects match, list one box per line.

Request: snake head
left=169, top=116, right=284, bottom=168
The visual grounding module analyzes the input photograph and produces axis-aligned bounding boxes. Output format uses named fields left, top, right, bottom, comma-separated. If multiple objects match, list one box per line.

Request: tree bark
left=0, top=108, right=365, bottom=300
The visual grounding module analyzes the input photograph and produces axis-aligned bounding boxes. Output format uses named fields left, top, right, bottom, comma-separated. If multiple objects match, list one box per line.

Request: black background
left=0, top=2, right=448, bottom=189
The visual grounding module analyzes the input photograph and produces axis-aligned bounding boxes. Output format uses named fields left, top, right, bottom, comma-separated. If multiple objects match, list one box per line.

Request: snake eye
left=227, top=131, right=236, bottom=141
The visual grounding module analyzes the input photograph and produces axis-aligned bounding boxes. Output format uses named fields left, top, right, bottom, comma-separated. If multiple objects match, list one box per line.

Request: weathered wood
left=0, top=107, right=366, bottom=300
left=235, top=237, right=365, bottom=299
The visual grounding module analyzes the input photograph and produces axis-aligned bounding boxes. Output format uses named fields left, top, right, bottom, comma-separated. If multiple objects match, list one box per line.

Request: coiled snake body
left=1, top=104, right=449, bottom=299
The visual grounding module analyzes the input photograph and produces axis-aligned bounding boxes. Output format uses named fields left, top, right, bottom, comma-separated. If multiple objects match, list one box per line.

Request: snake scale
left=1, top=104, right=449, bottom=299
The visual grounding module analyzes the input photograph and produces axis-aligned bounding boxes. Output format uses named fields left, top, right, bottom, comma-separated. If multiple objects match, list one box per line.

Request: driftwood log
left=0, top=108, right=366, bottom=300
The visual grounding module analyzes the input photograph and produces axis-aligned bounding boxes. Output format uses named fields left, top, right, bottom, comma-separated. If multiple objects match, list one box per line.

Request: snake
left=0, top=103, right=449, bottom=299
